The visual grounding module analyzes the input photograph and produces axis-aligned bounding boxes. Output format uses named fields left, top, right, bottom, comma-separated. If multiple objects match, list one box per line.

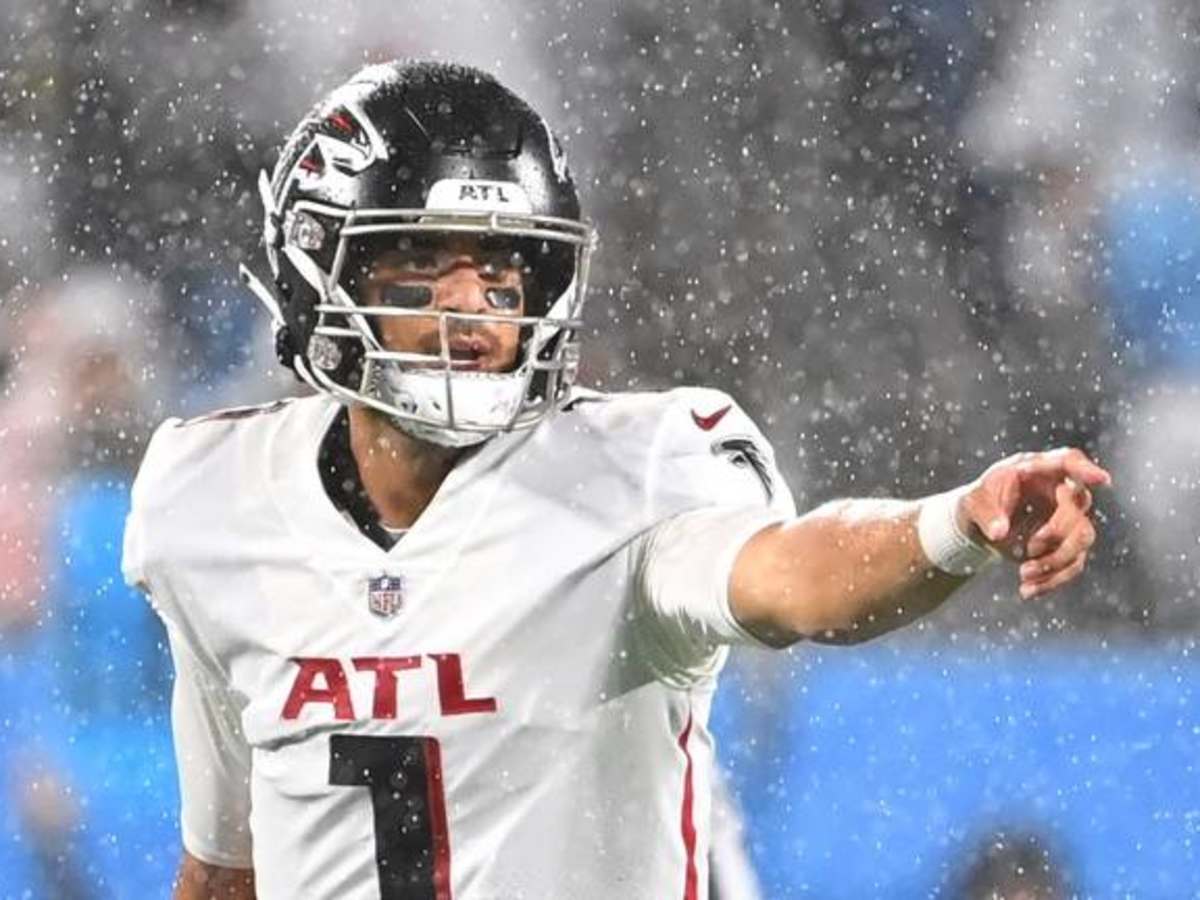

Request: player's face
left=360, top=237, right=526, bottom=373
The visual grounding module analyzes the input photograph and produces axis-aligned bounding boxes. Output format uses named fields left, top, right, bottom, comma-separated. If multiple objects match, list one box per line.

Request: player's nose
left=433, top=259, right=491, bottom=314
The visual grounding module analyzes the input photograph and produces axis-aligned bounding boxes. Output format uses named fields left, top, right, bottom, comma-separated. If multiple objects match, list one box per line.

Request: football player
left=122, top=61, right=1110, bottom=900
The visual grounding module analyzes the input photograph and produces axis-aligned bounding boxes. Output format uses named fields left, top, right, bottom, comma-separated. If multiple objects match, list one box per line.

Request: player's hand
left=957, top=448, right=1112, bottom=600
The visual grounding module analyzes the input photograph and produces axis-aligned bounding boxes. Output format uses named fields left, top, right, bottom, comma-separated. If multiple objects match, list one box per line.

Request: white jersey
left=122, top=388, right=794, bottom=900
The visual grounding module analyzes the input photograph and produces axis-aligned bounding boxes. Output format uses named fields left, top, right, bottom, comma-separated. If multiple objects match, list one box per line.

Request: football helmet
left=241, top=61, right=595, bottom=447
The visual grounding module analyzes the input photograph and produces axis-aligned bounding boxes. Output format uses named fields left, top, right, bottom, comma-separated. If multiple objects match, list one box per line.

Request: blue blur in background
left=713, top=644, right=1200, bottom=898
left=1105, top=174, right=1200, bottom=374
left=0, top=475, right=177, bottom=899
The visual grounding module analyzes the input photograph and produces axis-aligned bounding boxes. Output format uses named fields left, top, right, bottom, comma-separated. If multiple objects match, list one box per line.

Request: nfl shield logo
left=366, top=575, right=405, bottom=619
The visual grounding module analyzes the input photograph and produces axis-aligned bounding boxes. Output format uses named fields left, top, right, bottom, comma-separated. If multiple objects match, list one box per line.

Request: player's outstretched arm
left=175, top=851, right=256, bottom=900
left=729, top=448, right=1112, bottom=646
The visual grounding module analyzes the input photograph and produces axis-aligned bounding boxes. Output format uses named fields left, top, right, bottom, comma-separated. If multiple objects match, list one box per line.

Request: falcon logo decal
left=280, top=98, right=387, bottom=199
left=321, top=106, right=368, bottom=148
left=298, top=142, right=326, bottom=175
left=691, top=405, right=732, bottom=431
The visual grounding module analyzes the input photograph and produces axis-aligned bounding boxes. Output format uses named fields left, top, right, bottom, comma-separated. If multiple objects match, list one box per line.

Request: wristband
left=917, top=486, right=1000, bottom=577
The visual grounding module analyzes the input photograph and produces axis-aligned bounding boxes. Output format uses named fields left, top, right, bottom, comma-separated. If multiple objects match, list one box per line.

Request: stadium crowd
left=0, top=0, right=1197, bottom=896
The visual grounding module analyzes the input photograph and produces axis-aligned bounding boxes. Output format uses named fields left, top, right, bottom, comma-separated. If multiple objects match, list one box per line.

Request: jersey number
left=329, top=734, right=452, bottom=900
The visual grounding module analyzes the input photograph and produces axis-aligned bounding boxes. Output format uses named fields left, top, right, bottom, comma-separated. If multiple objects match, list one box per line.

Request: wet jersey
left=122, top=388, right=794, bottom=900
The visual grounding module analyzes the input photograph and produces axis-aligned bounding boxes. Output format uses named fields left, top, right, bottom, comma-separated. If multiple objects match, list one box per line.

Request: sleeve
left=630, top=389, right=798, bottom=681
left=167, top=622, right=255, bottom=868
left=122, top=420, right=254, bottom=867
left=634, top=505, right=788, bottom=663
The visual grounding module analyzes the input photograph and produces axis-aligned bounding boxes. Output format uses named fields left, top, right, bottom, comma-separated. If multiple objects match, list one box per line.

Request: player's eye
left=380, top=284, right=434, bottom=308
left=484, top=287, right=522, bottom=311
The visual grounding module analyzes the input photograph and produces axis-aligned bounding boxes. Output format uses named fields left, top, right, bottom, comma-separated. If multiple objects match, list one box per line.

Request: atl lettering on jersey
left=281, top=654, right=497, bottom=720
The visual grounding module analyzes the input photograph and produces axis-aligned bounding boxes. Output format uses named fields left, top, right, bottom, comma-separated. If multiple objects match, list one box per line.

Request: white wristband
left=917, top=486, right=1000, bottom=577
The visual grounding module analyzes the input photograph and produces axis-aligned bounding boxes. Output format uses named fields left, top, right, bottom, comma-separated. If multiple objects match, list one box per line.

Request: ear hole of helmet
left=273, top=323, right=297, bottom=369
left=274, top=247, right=366, bottom=384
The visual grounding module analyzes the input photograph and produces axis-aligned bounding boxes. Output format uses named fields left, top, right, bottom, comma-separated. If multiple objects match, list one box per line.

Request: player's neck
left=347, top=405, right=466, bottom=530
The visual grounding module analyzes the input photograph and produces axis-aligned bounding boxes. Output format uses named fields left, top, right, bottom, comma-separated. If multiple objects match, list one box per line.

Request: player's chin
left=468, top=356, right=521, bottom=374
left=451, top=341, right=519, bottom=374
left=405, top=353, right=518, bottom=374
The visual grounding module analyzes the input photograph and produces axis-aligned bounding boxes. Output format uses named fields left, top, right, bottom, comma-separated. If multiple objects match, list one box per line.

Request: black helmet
left=241, top=60, right=595, bottom=446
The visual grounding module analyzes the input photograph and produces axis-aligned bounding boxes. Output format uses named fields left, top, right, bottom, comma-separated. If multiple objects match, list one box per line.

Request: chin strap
left=239, top=262, right=322, bottom=390
left=239, top=262, right=298, bottom=371
left=239, top=263, right=285, bottom=329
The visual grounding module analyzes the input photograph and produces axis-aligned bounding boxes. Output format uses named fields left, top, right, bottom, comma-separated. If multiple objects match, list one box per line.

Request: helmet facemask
left=252, top=181, right=593, bottom=447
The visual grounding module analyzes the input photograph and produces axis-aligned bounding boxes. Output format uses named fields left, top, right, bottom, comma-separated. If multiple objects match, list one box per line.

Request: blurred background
left=0, top=0, right=1198, bottom=896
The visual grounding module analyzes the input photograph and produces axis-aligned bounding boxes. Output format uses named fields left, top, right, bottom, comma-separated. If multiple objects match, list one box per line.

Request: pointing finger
left=1063, top=476, right=1093, bottom=514
left=1017, top=448, right=1113, bottom=488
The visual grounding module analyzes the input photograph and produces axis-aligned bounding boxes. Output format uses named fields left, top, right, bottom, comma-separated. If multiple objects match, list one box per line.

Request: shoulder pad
left=126, top=398, right=301, bottom=574
left=559, top=387, right=793, bottom=515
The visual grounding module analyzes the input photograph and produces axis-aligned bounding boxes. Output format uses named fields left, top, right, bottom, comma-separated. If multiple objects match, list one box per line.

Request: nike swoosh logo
left=691, top=405, right=732, bottom=431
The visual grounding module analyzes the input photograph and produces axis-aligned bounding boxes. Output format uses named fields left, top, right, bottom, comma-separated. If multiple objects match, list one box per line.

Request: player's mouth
left=410, top=327, right=511, bottom=372
left=446, top=336, right=491, bottom=371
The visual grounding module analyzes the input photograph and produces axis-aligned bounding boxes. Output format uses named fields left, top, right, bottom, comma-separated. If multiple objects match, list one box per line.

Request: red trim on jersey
left=423, top=737, right=453, bottom=900
left=677, top=710, right=699, bottom=900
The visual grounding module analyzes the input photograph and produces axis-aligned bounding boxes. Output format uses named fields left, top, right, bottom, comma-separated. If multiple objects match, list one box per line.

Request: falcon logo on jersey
left=713, top=436, right=775, bottom=502
left=367, top=575, right=405, bottom=619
